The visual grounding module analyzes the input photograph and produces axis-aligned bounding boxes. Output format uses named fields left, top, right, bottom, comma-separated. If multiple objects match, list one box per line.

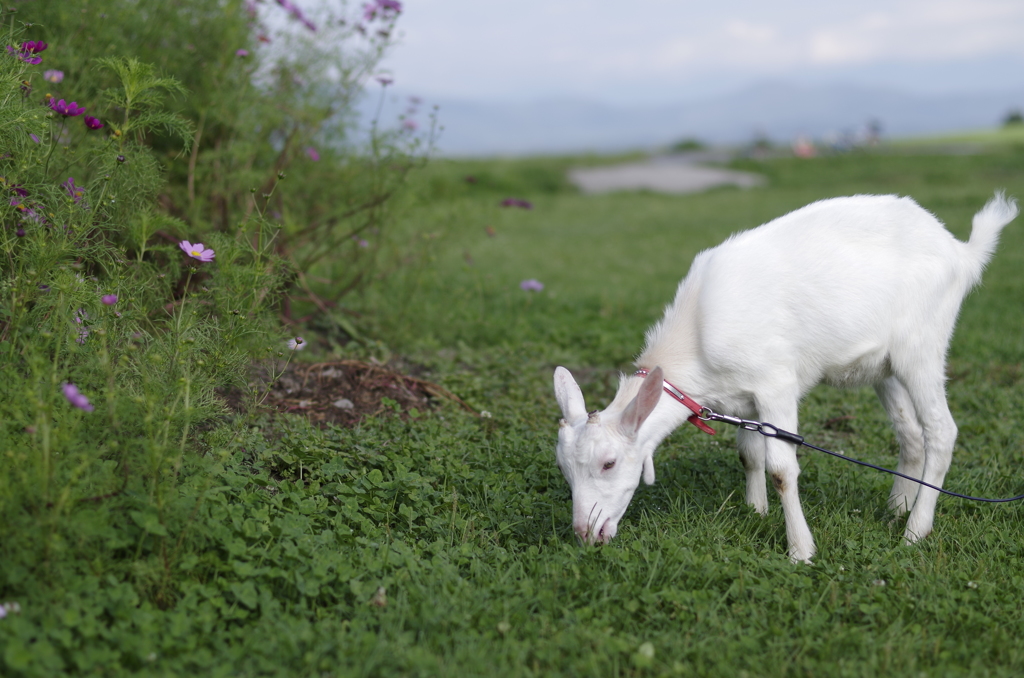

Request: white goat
left=554, top=193, right=1018, bottom=563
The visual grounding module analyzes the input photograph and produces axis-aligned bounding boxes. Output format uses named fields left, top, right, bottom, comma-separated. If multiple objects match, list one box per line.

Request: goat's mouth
left=578, top=517, right=616, bottom=545
left=595, top=518, right=616, bottom=543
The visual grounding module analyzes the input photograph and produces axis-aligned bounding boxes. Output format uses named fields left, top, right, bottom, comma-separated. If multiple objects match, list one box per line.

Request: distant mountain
left=366, top=81, right=1024, bottom=156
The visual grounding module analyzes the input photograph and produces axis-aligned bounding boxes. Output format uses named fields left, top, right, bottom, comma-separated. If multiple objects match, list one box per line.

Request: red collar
left=634, top=369, right=716, bottom=435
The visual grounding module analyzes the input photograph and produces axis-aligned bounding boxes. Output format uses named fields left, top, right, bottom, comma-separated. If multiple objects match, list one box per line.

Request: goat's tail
left=964, top=191, right=1018, bottom=283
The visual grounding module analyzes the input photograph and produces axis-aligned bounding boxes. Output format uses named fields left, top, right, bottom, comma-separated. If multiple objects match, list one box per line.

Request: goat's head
left=553, top=366, right=663, bottom=544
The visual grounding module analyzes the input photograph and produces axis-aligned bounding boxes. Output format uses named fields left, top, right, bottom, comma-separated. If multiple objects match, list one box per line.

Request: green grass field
left=9, top=144, right=1024, bottom=676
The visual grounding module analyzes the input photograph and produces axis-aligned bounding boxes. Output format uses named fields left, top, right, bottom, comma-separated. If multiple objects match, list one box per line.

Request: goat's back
left=644, top=194, right=1016, bottom=392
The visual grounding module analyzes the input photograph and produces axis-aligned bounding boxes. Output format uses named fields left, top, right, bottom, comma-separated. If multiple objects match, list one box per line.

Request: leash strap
left=634, top=369, right=716, bottom=435
left=699, top=407, right=1024, bottom=504
left=635, top=368, right=1024, bottom=503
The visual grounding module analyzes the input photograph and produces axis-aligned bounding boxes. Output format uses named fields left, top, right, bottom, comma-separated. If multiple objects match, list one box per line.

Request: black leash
left=699, top=409, right=1024, bottom=503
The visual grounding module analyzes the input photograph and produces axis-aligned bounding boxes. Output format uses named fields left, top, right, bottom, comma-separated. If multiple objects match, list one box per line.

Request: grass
left=892, top=125, right=1024, bottom=147
left=7, top=144, right=1024, bottom=676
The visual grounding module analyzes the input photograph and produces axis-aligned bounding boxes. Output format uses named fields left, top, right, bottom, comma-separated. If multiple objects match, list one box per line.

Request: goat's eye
left=602, top=460, right=616, bottom=471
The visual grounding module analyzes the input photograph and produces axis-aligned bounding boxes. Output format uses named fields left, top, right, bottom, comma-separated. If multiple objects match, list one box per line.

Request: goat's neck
left=612, top=360, right=713, bottom=451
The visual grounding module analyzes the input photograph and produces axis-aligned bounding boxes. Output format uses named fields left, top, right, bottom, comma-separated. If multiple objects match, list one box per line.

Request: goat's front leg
left=758, top=399, right=815, bottom=564
left=737, top=428, right=768, bottom=515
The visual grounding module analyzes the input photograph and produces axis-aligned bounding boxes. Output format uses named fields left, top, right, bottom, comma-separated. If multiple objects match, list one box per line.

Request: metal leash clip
left=698, top=407, right=805, bottom=445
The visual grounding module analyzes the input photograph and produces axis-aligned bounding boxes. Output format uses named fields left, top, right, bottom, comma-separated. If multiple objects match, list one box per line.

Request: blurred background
left=366, top=0, right=1024, bottom=155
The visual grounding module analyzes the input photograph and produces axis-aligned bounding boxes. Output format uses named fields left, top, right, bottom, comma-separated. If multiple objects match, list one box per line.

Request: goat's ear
left=642, top=455, right=655, bottom=485
left=553, top=367, right=587, bottom=424
left=619, top=366, right=663, bottom=438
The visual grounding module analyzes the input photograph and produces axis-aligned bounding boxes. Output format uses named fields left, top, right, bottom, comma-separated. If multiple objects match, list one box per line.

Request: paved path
left=568, top=152, right=765, bottom=195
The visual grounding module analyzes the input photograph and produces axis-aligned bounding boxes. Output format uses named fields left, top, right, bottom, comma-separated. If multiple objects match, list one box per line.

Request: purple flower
left=500, top=198, right=534, bottom=209
left=520, top=279, right=544, bottom=292
left=402, top=119, right=418, bottom=131
left=83, top=116, right=103, bottom=130
left=363, top=0, right=402, bottom=21
left=11, top=197, right=42, bottom=223
left=62, top=383, right=94, bottom=412
left=49, top=99, right=86, bottom=117
left=274, top=0, right=317, bottom=31
left=375, top=76, right=393, bottom=86
left=179, top=240, right=216, bottom=262
left=236, top=48, right=250, bottom=57
left=43, top=69, right=63, bottom=83
left=29, top=133, right=40, bottom=144
left=15, top=228, right=25, bottom=237
left=102, top=294, right=117, bottom=306
left=62, top=177, right=85, bottom=203
left=6, top=43, right=44, bottom=65
left=305, top=146, right=320, bottom=161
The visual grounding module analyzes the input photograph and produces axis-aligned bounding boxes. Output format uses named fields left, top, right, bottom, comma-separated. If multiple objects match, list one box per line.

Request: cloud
left=807, top=1, right=1024, bottom=64
left=379, top=0, right=1024, bottom=103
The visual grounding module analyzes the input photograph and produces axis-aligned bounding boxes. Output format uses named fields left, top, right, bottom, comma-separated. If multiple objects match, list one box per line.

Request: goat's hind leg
left=901, top=375, right=957, bottom=544
left=875, top=376, right=927, bottom=517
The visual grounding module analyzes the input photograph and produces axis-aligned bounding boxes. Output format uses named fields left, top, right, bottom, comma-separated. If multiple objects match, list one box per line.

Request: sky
left=374, top=0, right=1024, bottom=106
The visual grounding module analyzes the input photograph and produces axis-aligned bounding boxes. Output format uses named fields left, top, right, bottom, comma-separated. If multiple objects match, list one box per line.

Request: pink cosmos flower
left=43, top=69, right=63, bottom=83
left=520, top=279, right=544, bottom=292
left=305, top=146, right=320, bottom=161
left=7, top=42, right=45, bottom=64
left=363, top=0, right=402, bottom=21
left=62, top=177, right=86, bottom=204
left=375, top=76, right=393, bottom=86
left=179, top=240, right=216, bottom=262
left=275, top=0, right=317, bottom=31
left=236, top=49, right=250, bottom=57
left=62, top=383, right=94, bottom=412
left=102, top=294, right=117, bottom=305
left=84, top=116, right=103, bottom=130
left=49, top=99, right=86, bottom=117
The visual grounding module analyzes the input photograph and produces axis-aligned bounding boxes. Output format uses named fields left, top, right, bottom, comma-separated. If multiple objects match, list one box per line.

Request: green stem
left=43, top=117, right=66, bottom=177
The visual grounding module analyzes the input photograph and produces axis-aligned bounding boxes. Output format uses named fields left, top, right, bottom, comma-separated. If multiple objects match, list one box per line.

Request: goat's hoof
left=747, top=500, right=769, bottom=516
left=902, top=524, right=931, bottom=545
left=788, top=543, right=816, bottom=564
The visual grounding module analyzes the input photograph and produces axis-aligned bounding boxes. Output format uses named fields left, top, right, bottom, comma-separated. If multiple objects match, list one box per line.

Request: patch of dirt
left=248, top=360, right=476, bottom=427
